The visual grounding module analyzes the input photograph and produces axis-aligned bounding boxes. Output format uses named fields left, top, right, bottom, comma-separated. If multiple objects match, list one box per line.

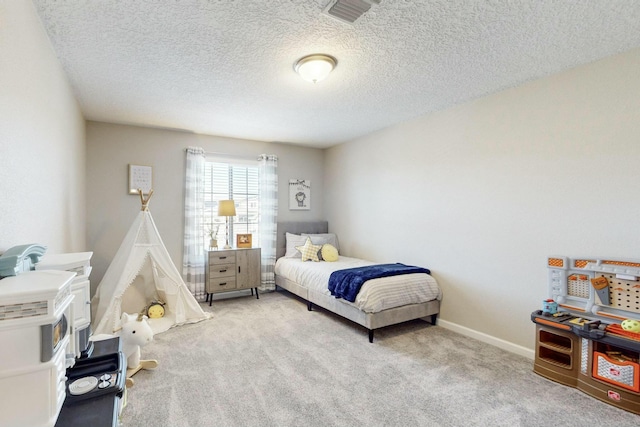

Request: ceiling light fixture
left=294, top=54, right=337, bottom=83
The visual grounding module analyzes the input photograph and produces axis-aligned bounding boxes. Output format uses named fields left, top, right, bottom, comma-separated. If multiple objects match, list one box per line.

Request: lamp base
left=223, top=244, right=232, bottom=249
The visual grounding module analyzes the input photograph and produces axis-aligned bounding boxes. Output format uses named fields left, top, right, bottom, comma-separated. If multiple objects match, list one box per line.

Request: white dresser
left=36, top=252, right=93, bottom=358
left=0, top=270, right=75, bottom=427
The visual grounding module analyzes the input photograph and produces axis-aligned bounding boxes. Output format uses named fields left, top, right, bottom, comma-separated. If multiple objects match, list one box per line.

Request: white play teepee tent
left=92, top=190, right=210, bottom=335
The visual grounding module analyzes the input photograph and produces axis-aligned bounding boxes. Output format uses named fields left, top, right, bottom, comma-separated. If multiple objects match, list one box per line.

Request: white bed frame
left=274, top=221, right=440, bottom=342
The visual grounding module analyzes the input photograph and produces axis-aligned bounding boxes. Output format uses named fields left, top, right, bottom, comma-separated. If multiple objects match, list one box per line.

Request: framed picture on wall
left=128, top=164, right=153, bottom=195
left=289, top=179, right=310, bottom=210
left=237, top=234, right=252, bottom=248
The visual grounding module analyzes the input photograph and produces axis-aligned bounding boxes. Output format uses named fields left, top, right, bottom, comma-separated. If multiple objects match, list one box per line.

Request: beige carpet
left=120, top=291, right=639, bottom=426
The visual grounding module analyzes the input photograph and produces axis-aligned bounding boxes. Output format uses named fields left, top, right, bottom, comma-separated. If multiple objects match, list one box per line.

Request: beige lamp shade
left=217, top=200, right=236, bottom=217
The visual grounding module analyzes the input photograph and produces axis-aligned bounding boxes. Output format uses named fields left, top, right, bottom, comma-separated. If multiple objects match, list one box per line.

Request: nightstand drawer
left=207, top=278, right=237, bottom=293
left=210, top=252, right=236, bottom=265
left=208, top=263, right=236, bottom=278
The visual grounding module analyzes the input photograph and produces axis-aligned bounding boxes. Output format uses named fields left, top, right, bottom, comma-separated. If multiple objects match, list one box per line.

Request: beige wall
left=7, top=0, right=638, bottom=357
left=325, top=47, right=640, bottom=356
left=0, top=1, right=85, bottom=254
left=86, top=121, right=324, bottom=290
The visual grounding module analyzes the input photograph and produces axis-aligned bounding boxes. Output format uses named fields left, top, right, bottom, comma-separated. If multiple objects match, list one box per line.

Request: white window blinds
left=203, top=158, right=259, bottom=247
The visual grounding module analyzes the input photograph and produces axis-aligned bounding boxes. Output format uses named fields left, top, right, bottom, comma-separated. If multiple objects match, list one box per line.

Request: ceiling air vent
left=323, top=0, right=381, bottom=24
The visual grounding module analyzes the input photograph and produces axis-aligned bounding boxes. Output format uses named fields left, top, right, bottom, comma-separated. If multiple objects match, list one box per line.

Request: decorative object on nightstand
left=205, top=248, right=261, bottom=305
left=237, top=233, right=252, bottom=248
left=217, top=200, right=236, bottom=249
left=207, top=223, right=220, bottom=250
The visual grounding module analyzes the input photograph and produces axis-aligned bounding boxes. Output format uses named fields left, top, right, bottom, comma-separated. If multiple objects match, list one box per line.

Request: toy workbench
left=531, top=256, right=640, bottom=414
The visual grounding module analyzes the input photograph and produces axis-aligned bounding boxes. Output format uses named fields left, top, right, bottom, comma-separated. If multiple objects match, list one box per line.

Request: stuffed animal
left=91, top=312, right=158, bottom=387
left=146, top=300, right=166, bottom=319
left=120, top=312, right=154, bottom=368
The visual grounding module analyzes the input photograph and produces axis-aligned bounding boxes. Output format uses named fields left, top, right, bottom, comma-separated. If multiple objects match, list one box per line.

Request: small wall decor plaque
left=129, top=164, right=153, bottom=195
left=289, top=179, right=310, bottom=210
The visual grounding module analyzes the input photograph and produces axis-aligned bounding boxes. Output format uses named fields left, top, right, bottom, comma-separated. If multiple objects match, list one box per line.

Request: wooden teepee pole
left=138, top=189, right=154, bottom=211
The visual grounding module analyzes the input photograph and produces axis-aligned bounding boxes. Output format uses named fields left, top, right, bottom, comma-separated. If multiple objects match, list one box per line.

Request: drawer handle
left=220, top=256, right=227, bottom=259
left=219, top=282, right=227, bottom=286
left=219, top=269, right=227, bottom=273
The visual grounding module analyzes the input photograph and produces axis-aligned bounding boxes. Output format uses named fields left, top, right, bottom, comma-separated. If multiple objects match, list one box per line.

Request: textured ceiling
left=33, top=0, right=640, bottom=148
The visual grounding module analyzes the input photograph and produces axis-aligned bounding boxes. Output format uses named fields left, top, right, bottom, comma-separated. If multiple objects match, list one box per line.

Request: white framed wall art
left=289, top=179, right=310, bottom=210
left=128, top=164, right=153, bottom=195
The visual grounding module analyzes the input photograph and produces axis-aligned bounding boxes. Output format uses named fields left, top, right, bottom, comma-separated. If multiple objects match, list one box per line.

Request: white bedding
left=275, top=256, right=441, bottom=313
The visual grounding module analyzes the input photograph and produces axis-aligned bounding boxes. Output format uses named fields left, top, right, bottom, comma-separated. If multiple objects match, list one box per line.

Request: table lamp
left=217, top=200, right=236, bottom=249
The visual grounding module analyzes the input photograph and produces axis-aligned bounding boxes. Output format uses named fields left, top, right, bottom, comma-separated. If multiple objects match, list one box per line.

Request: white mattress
left=275, top=256, right=441, bottom=313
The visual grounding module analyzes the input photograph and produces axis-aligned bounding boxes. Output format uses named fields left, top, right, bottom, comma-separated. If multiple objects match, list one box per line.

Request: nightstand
left=205, top=248, right=261, bottom=305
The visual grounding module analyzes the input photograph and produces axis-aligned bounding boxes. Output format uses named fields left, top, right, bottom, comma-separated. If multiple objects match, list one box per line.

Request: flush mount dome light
left=294, top=54, right=337, bottom=83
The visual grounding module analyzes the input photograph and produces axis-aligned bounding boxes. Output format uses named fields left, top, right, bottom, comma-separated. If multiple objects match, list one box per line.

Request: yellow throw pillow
left=295, top=237, right=322, bottom=262
left=321, top=244, right=339, bottom=262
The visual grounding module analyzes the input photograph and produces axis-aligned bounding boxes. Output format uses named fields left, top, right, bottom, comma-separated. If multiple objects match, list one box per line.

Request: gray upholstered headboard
left=276, top=221, right=328, bottom=259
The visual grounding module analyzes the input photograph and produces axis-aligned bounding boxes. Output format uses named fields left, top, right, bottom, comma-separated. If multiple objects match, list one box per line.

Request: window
left=203, top=158, right=259, bottom=248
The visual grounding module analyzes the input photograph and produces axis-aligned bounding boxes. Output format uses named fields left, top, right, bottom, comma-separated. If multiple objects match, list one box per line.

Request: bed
left=274, top=221, right=441, bottom=342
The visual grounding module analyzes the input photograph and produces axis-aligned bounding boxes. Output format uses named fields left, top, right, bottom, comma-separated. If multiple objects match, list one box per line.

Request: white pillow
left=302, top=233, right=340, bottom=253
left=285, top=233, right=308, bottom=258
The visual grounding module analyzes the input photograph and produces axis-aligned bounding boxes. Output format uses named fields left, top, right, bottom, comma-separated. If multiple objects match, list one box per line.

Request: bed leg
left=430, top=313, right=438, bottom=325
left=368, top=329, right=374, bottom=343
left=307, top=301, right=313, bottom=311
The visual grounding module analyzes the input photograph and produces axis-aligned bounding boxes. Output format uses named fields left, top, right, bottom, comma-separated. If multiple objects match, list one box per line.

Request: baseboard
left=437, top=319, right=535, bottom=360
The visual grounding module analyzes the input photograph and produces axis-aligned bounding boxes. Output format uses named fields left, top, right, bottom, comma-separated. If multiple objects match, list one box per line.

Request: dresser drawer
left=210, top=252, right=236, bottom=265
left=207, top=278, right=237, bottom=293
left=208, top=263, right=236, bottom=278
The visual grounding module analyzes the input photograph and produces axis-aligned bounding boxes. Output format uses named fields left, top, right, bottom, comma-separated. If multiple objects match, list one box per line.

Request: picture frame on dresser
left=236, top=234, right=252, bottom=248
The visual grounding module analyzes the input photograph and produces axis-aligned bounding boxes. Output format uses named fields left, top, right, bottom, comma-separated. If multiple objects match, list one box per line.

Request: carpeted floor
left=120, top=291, right=639, bottom=426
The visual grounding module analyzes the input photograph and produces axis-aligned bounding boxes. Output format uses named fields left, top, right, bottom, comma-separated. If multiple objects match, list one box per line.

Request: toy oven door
left=40, top=313, right=69, bottom=363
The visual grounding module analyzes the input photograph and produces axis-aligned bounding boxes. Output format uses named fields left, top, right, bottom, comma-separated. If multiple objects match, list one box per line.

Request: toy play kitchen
left=531, top=256, right=640, bottom=414
left=36, top=251, right=94, bottom=360
left=0, top=270, right=76, bottom=427
left=0, top=245, right=126, bottom=427
left=54, top=336, right=127, bottom=427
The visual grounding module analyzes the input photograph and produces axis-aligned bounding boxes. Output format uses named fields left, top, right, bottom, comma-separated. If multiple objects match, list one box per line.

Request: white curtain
left=182, top=147, right=206, bottom=300
left=258, top=154, right=278, bottom=290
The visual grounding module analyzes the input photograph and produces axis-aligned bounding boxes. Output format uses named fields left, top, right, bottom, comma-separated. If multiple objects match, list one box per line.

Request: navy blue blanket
left=328, top=263, right=431, bottom=303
